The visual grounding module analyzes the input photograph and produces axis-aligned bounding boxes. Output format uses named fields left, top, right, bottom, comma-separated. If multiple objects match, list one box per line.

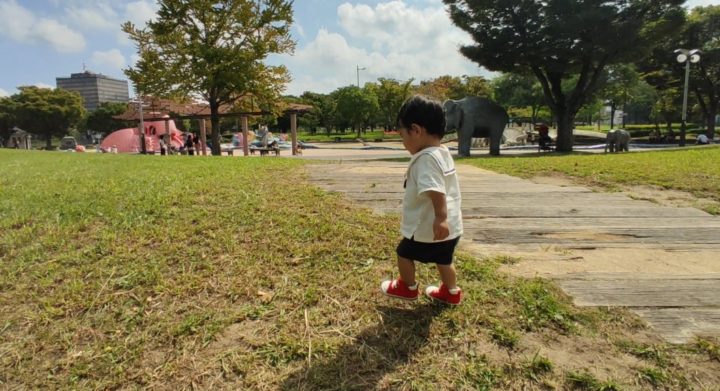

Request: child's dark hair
left=396, top=95, right=446, bottom=138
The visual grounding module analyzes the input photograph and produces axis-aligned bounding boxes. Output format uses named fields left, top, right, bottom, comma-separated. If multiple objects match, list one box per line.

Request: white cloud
left=0, top=0, right=85, bottom=53
left=66, top=4, right=118, bottom=31
left=91, top=49, right=127, bottom=70
left=685, top=0, right=719, bottom=8
left=130, top=53, right=141, bottom=67
left=277, top=1, right=487, bottom=95
left=124, top=0, right=158, bottom=28
left=0, top=88, right=9, bottom=97
left=294, top=22, right=306, bottom=39
left=34, top=19, right=86, bottom=53
left=33, top=82, right=54, bottom=90
left=117, top=31, right=133, bottom=46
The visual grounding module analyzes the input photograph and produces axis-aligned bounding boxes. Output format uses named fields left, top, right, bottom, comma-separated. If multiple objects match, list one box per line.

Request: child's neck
left=416, top=138, right=442, bottom=152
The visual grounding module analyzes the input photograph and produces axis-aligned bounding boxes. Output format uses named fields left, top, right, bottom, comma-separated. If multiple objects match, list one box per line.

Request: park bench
left=249, top=145, right=280, bottom=156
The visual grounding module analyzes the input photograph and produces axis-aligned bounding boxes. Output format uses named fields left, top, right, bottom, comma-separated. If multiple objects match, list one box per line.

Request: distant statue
left=443, top=96, right=509, bottom=156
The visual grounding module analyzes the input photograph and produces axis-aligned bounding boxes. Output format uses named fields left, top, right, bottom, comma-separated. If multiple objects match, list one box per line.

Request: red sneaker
left=425, top=284, right=462, bottom=305
left=380, top=279, right=419, bottom=301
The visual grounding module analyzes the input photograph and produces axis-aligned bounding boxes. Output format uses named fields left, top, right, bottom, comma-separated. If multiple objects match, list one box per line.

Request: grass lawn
left=460, top=146, right=720, bottom=215
left=1, top=149, right=718, bottom=389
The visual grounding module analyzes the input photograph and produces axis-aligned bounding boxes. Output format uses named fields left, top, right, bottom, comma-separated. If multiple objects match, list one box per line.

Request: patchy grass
left=636, top=366, right=669, bottom=388
left=695, top=337, right=720, bottom=362
left=1, top=149, right=719, bottom=389
left=460, top=146, right=720, bottom=214
left=565, top=370, right=621, bottom=390
left=522, top=351, right=554, bottom=381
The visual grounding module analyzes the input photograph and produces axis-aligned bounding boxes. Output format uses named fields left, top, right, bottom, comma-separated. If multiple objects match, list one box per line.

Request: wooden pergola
left=113, top=98, right=312, bottom=156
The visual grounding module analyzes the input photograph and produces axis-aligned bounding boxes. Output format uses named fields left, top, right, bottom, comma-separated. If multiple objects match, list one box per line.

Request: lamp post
left=675, top=49, right=701, bottom=147
left=356, top=65, right=366, bottom=88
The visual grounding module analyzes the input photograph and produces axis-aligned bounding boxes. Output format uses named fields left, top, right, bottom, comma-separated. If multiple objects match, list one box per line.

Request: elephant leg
left=489, top=133, right=501, bottom=156
left=487, top=123, right=503, bottom=156
left=458, top=128, right=473, bottom=157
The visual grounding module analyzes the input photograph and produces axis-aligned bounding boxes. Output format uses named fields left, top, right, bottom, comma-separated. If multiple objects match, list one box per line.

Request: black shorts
left=396, top=236, right=460, bottom=265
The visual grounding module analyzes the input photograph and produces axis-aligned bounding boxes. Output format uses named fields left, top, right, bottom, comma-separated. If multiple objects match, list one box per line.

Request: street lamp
left=675, top=48, right=701, bottom=147
left=356, top=65, right=366, bottom=88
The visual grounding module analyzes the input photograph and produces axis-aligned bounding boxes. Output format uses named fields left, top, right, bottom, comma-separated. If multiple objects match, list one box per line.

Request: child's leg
left=436, top=263, right=457, bottom=289
left=398, top=256, right=416, bottom=286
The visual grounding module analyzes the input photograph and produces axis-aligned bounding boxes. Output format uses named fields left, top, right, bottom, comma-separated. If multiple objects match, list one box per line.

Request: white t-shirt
left=401, top=146, right=463, bottom=242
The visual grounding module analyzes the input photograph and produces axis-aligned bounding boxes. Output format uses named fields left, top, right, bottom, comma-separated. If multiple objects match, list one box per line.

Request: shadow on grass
left=281, top=304, right=446, bottom=390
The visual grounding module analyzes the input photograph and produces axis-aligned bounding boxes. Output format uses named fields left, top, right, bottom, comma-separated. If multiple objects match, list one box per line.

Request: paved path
left=307, top=161, right=720, bottom=343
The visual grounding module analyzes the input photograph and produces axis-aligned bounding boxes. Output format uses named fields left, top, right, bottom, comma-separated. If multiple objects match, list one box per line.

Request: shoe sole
left=425, top=295, right=460, bottom=305
left=381, top=290, right=418, bottom=301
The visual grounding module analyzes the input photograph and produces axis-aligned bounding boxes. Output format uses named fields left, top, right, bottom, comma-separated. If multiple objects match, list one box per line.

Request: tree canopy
left=686, top=5, right=720, bottom=138
left=4, top=86, right=85, bottom=149
left=444, top=0, right=685, bottom=151
left=123, top=0, right=295, bottom=155
left=84, top=102, right=132, bottom=135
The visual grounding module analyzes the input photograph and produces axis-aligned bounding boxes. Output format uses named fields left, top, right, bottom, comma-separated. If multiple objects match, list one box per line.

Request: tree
left=84, top=102, right=131, bottom=135
left=686, top=5, right=720, bottom=139
left=333, top=86, right=379, bottom=138
left=493, top=73, right=546, bottom=124
left=300, top=92, right=336, bottom=134
left=9, top=86, right=85, bottom=149
left=414, top=75, right=491, bottom=101
left=375, top=78, right=413, bottom=131
left=601, top=64, right=641, bottom=129
left=444, top=0, right=685, bottom=152
left=623, top=79, right=657, bottom=125
left=0, top=97, right=16, bottom=144
left=123, top=0, right=295, bottom=155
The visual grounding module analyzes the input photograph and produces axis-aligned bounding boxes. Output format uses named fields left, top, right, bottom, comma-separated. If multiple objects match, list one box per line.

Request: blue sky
left=0, top=0, right=717, bottom=98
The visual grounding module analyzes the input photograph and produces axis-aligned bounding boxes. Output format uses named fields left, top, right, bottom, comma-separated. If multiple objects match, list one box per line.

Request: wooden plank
left=463, top=227, right=720, bottom=244
left=307, top=162, right=720, bottom=344
left=632, top=308, right=720, bottom=344
left=463, top=217, right=720, bottom=229
left=557, top=278, right=720, bottom=307
left=460, top=206, right=710, bottom=218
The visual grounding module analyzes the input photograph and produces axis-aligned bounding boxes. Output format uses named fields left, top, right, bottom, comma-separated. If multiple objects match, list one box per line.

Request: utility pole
left=356, top=65, right=366, bottom=88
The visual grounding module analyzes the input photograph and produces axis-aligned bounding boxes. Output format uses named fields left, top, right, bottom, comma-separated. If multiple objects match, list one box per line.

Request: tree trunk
left=45, top=133, right=52, bottom=150
left=209, top=100, right=221, bottom=156
left=609, top=103, right=616, bottom=130
left=555, top=110, right=574, bottom=152
left=707, top=101, right=717, bottom=140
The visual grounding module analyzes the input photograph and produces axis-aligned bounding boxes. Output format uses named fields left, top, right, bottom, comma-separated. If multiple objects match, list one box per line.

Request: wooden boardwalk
left=307, top=161, right=720, bottom=343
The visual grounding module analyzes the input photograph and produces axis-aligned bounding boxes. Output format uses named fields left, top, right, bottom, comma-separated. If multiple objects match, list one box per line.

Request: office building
left=56, top=71, right=129, bottom=111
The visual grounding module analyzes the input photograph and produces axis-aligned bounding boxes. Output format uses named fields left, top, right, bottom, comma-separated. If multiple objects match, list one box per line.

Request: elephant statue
left=605, top=129, right=631, bottom=152
left=443, top=96, right=509, bottom=156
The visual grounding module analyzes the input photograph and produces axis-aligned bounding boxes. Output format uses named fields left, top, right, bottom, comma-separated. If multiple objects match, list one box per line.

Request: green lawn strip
left=458, top=146, right=720, bottom=214
left=1, top=150, right=718, bottom=389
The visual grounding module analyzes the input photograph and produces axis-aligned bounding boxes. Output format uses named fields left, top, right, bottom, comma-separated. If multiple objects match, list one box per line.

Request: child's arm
left=427, top=190, right=449, bottom=240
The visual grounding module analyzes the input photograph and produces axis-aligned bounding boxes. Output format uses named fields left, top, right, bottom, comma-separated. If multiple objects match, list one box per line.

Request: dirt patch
left=498, top=248, right=720, bottom=278
left=530, top=174, right=578, bottom=188
left=531, top=174, right=720, bottom=213
left=620, top=184, right=720, bottom=212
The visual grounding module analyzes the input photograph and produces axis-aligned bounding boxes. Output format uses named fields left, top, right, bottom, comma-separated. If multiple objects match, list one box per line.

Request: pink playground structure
left=100, top=116, right=185, bottom=153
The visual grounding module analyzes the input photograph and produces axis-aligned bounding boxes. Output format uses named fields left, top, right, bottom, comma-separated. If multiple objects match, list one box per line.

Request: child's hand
left=433, top=218, right=450, bottom=240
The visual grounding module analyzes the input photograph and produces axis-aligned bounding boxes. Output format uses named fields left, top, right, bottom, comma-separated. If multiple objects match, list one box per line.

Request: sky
left=0, top=0, right=718, bottom=98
